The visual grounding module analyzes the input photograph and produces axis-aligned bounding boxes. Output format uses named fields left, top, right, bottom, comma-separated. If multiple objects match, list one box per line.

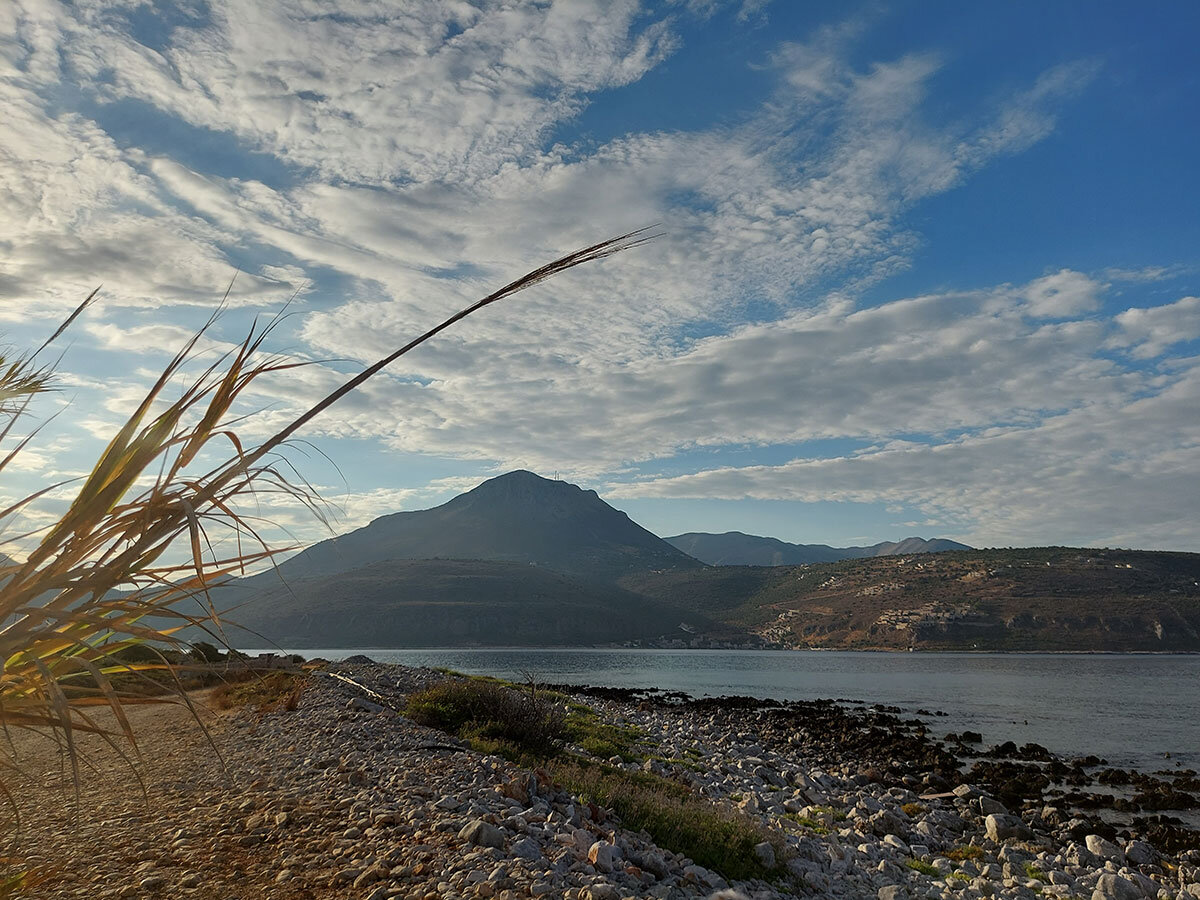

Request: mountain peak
left=450, top=470, right=606, bottom=516
left=275, top=470, right=700, bottom=583
left=466, top=469, right=577, bottom=494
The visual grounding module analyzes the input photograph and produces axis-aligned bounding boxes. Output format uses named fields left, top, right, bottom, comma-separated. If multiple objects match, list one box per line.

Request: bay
left=253, top=648, right=1200, bottom=774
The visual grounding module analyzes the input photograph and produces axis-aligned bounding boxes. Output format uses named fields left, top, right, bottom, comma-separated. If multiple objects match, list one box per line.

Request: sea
left=248, top=648, right=1200, bottom=775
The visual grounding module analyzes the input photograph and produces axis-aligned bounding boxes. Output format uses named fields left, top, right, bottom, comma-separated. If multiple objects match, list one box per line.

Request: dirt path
left=6, top=691, right=305, bottom=900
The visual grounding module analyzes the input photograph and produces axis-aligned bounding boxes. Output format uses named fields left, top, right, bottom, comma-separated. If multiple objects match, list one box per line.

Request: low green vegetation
left=784, top=813, right=831, bottom=835
left=404, top=677, right=783, bottom=881
left=808, top=804, right=848, bottom=822
left=563, top=702, right=646, bottom=761
left=554, top=758, right=783, bottom=882
left=1024, top=863, right=1050, bottom=883
left=901, top=802, right=927, bottom=818
left=650, top=755, right=705, bottom=773
left=905, top=858, right=940, bottom=877
left=404, top=678, right=566, bottom=757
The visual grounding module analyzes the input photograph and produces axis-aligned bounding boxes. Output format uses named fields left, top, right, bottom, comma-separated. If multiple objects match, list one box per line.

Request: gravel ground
left=9, top=659, right=1200, bottom=900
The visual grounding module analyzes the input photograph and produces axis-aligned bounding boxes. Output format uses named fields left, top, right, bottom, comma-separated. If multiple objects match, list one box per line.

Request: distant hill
left=627, top=547, right=1200, bottom=651
left=664, top=531, right=970, bottom=566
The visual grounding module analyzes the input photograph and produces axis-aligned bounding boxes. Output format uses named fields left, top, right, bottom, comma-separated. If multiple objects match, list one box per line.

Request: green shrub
left=565, top=706, right=645, bottom=761
left=405, top=679, right=566, bottom=757
left=905, top=858, right=940, bottom=877
left=1024, top=863, right=1049, bottom=883
left=190, top=641, right=224, bottom=663
left=211, top=672, right=307, bottom=711
left=409, top=679, right=782, bottom=883
left=785, top=814, right=831, bottom=835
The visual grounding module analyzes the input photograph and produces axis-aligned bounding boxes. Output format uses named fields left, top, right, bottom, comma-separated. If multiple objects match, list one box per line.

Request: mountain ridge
left=208, top=471, right=1200, bottom=652
left=625, top=546, right=1200, bottom=651
left=665, top=531, right=970, bottom=566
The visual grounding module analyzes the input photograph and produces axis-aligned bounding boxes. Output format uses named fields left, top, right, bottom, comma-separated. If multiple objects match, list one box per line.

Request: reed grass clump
left=0, top=231, right=654, bottom=893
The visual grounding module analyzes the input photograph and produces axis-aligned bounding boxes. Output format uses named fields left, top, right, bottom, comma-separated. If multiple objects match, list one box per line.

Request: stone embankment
left=16, top=659, right=1200, bottom=900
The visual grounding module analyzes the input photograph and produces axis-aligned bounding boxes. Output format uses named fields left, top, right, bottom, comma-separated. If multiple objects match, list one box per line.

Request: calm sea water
left=259, top=648, right=1200, bottom=774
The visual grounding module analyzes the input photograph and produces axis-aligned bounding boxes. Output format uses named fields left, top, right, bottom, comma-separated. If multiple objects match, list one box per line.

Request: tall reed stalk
left=0, top=231, right=652, bottom=878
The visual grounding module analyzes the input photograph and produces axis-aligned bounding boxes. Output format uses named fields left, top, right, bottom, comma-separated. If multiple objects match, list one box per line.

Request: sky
left=2, top=0, right=1199, bottom=554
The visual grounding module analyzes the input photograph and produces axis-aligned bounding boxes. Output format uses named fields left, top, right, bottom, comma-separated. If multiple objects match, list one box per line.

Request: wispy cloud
left=3, top=1, right=1191, bottom=552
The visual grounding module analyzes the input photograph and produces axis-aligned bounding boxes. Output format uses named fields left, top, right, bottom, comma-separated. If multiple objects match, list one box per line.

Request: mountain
left=626, top=547, right=1200, bottom=651
left=664, top=531, right=970, bottom=566
left=204, top=472, right=1200, bottom=652
left=213, top=470, right=715, bottom=648
left=278, top=470, right=702, bottom=583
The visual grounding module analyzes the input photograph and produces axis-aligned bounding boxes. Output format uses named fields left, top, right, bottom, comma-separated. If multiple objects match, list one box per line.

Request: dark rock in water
left=966, top=760, right=1051, bottom=808
left=1018, top=742, right=1052, bottom=761
left=1132, top=784, right=1199, bottom=810
left=960, top=730, right=983, bottom=743
left=1134, top=817, right=1198, bottom=854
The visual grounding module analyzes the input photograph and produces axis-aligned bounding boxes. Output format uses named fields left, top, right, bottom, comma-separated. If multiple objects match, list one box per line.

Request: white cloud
left=1110, top=296, right=1200, bottom=359
left=197, top=262, right=1180, bottom=478
left=960, top=60, right=1100, bottom=166
left=1023, top=269, right=1104, bottom=318
left=7, top=0, right=1184, bottom=554
left=0, top=77, right=303, bottom=320
left=49, top=0, right=677, bottom=185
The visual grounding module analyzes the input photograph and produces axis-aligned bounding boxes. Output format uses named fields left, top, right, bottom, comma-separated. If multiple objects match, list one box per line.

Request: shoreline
left=230, top=657, right=1200, bottom=899
left=244, top=646, right=1200, bottom=655
left=239, top=647, right=1200, bottom=778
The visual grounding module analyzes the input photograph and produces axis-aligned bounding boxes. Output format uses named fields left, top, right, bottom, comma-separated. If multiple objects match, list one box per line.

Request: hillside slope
left=630, top=547, right=1200, bottom=651
left=222, top=559, right=718, bottom=648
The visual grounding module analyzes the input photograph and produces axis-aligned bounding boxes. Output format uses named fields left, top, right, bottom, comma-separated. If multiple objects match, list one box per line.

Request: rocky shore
left=19, top=658, right=1200, bottom=900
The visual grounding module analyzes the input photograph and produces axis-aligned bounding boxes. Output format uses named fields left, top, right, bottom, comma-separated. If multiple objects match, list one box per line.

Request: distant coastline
left=242, top=645, right=1200, bottom=655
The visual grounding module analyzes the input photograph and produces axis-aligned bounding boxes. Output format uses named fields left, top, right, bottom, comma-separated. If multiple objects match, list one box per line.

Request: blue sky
left=2, top=0, right=1199, bottom=554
